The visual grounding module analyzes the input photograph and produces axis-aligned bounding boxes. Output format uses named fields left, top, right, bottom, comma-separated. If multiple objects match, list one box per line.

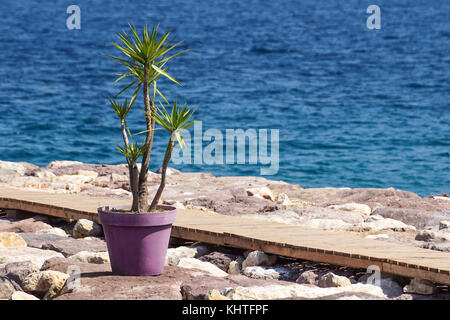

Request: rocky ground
left=0, top=160, right=449, bottom=300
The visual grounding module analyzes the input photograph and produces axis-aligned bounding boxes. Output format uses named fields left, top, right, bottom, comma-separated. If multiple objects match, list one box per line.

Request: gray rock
left=415, top=230, right=435, bottom=242
left=18, top=233, right=67, bottom=249
left=184, top=188, right=279, bottom=216
left=0, top=218, right=53, bottom=233
left=296, top=270, right=319, bottom=285
left=290, top=187, right=450, bottom=226
left=297, top=206, right=367, bottom=224
left=373, top=208, right=450, bottom=229
left=378, top=278, right=404, bottom=298
left=403, top=278, right=437, bottom=295
left=0, top=246, right=65, bottom=269
left=439, top=221, right=450, bottom=230
left=0, top=261, right=39, bottom=284
left=0, top=276, right=22, bottom=299
left=190, top=244, right=212, bottom=257
left=45, top=163, right=128, bottom=177
left=358, top=274, right=404, bottom=298
left=415, top=230, right=450, bottom=242
left=294, top=188, right=432, bottom=209
left=41, top=237, right=107, bottom=257
left=40, top=257, right=111, bottom=274
left=420, top=242, right=450, bottom=253
left=199, top=251, right=237, bottom=272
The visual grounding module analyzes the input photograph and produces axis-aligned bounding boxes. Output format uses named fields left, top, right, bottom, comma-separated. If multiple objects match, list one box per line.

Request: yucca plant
left=106, top=24, right=189, bottom=212
left=145, top=101, right=197, bottom=211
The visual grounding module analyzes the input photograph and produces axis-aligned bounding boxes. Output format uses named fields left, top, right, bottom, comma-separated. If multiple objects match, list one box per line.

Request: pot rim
left=98, top=205, right=177, bottom=227
left=97, top=204, right=176, bottom=215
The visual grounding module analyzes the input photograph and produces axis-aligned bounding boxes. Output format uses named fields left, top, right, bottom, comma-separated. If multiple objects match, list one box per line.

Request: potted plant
left=98, top=24, right=196, bottom=276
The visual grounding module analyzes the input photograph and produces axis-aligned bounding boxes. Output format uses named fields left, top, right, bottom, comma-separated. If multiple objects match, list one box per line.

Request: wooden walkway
left=0, top=187, right=449, bottom=285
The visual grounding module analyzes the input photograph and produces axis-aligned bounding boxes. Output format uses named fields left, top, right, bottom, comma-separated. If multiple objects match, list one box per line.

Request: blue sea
left=0, top=0, right=448, bottom=196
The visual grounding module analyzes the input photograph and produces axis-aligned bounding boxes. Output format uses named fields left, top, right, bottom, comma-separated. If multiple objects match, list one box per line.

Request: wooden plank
left=0, top=186, right=449, bottom=285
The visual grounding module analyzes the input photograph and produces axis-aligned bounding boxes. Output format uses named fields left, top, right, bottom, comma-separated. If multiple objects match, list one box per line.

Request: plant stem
left=149, top=137, right=175, bottom=212
left=137, top=63, right=155, bottom=212
left=130, top=163, right=139, bottom=211
left=120, top=119, right=140, bottom=212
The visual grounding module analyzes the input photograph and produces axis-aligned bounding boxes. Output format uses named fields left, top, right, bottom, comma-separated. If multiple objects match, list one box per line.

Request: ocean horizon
left=0, top=0, right=448, bottom=197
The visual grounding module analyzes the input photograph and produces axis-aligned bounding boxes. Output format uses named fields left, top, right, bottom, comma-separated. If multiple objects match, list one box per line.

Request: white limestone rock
left=361, top=216, right=416, bottom=232
left=243, top=266, right=291, bottom=280
left=222, top=283, right=387, bottom=300
left=328, top=203, right=371, bottom=216
left=246, top=187, right=275, bottom=202
left=227, top=260, right=241, bottom=275
left=36, top=228, right=68, bottom=237
left=318, top=272, right=352, bottom=288
left=9, top=291, right=39, bottom=300
left=72, top=219, right=102, bottom=238
left=165, top=246, right=198, bottom=266
left=439, top=221, right=450, bottom=230
left=242, top=250, right=277, bottom=269
left=48, top=161, right=83, bottom=168
left=177, top=257, right=228, bottom=277
left=301, top=218, right=352, bottom=230
left=0, top=247, right=64, bottom=269
left=0, top=161, right=27, bottom=175
left=69, top=251, right=110, bottom=264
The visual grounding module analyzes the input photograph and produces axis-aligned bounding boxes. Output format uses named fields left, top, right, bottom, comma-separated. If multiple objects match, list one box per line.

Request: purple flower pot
left=98, top=205, right=176, bottom=276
